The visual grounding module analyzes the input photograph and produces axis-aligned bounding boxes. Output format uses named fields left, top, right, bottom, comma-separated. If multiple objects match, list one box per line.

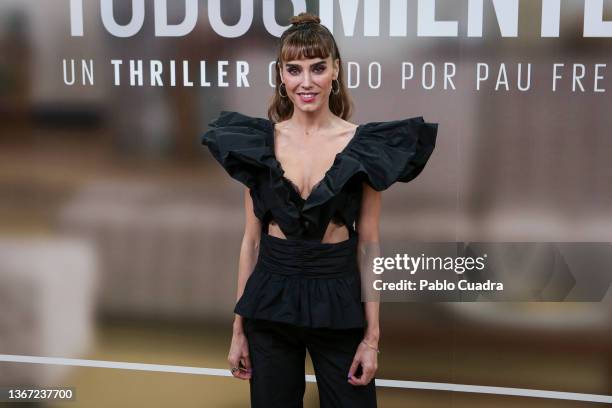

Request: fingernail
left=348, top=374, right=352, bottom=379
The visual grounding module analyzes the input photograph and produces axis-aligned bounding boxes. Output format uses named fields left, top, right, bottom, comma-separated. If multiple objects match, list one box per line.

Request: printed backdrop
left=0, top=1, right=610, bottom=407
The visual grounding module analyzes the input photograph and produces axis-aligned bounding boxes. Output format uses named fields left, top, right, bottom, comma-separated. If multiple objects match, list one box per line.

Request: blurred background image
left=0, top=0, right=611, bottom=407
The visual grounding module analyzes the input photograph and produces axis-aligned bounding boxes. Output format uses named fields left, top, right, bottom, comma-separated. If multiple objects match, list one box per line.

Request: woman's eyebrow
left=286, top=60, right=326, bottom=68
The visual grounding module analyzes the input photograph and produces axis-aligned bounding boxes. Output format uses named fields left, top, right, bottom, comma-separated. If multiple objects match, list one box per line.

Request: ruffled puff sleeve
left=200, top=111, right=273, bottom=190
left=352, top=116, right=438, bottom=191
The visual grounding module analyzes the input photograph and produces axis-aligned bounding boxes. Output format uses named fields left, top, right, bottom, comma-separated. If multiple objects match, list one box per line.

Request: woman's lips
left=298, top=93, right=318, bottom=103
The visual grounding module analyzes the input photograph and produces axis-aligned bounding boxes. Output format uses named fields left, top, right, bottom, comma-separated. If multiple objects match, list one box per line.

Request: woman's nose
left=301, top=72, right=312, bottom=86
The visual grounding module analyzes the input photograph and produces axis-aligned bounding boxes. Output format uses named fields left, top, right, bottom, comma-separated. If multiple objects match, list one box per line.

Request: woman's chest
left=251, top=175, right=365, bottom=241
left=272, top=125, right=359, bottom=203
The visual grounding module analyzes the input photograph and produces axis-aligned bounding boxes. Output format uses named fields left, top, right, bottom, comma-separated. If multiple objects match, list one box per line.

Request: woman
left=202, top=12, right=437, bottom=408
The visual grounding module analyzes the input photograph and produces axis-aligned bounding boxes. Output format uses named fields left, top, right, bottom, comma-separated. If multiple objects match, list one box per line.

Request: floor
left=33, top=319, right=609, bottom=408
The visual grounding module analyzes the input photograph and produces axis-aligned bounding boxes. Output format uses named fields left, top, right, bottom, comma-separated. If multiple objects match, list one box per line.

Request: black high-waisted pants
left=238, top=231, right=377, bottom=407
left=244, top=317, right=377, bottom=408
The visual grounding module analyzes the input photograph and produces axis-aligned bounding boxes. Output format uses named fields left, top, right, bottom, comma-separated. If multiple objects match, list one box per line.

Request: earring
left=278, top=82, right=288, bottom=98
left=331, top=79, right=340, bottom=95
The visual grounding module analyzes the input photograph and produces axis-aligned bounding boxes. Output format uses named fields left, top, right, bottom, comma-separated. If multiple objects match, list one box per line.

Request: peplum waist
left=234, top=233, right=365, bottom=329
left=259, top=233, right=358, bottom=278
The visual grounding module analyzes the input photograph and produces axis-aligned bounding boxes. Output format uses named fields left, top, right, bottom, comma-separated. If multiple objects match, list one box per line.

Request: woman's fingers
left=228, top=350, right=249, bottom=379
left=228, top=355, right=241, bottom=379
left=241, top=353, right=252, bottom=370
left=235, top=367, right=251, bottom=380
left=228, top=332, right=252, bottom=380
left=348, top=365, right=375, bottom=386
left=347, top=358, right=359, bottom=382
left=348, top=346, right=378, bottom=386
left=237, top=354, right=252, bottom=380
left=228, top=360, right=251, bottom=379
left=361, top=364, right=376, bottom=385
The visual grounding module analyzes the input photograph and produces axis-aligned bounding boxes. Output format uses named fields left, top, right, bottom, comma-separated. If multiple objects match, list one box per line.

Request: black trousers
left=244, top=318, right=377, bottom=408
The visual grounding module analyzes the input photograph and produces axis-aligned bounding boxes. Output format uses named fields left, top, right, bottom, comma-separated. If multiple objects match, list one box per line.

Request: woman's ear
left=333, top=58, right=340, bottom=79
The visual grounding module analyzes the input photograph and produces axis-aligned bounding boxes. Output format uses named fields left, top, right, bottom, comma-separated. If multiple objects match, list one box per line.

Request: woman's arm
left=232, top=187, right=262, bottom=334
left=348, top=182, right=381, bottom=386
left=357, top=182, right=382, bottom=346
left=228, top=188, right=261, bottom=380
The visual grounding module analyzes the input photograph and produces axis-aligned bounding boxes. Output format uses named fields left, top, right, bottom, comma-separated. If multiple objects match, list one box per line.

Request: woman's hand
left=228, top=329, right=252, bottom=380
left=347, top=339, right=378, bottom=386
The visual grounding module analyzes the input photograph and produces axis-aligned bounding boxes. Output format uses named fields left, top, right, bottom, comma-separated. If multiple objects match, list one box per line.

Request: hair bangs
left=280, top=31, right=334, bottom=63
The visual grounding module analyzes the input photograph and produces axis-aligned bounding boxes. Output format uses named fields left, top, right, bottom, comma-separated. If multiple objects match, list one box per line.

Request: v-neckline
left=267, top=119, right=363, bottom=203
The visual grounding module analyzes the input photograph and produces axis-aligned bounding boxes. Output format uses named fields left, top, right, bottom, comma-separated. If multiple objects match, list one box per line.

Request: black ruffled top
left=201, top=110, right=438, bottom=328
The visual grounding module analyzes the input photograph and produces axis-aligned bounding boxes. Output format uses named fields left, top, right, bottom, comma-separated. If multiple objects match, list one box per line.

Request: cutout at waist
left=267, top=219, right=352, bottom=244
left=261, top=230, right=358, bottom=249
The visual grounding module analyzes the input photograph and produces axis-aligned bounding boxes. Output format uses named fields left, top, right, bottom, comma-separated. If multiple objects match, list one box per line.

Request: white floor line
left=1, top=354, right=610, bottom=404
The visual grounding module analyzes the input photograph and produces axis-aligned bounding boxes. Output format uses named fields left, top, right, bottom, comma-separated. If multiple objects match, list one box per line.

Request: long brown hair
left=267, top=12, right=354, bottom=123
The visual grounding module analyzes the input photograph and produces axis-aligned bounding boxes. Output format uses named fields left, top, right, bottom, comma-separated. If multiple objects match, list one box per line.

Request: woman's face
left=278, top=55, right=339, bottom=113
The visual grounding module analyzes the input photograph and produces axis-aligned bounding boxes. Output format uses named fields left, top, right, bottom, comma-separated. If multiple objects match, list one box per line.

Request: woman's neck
left=288, top=107, right=336, bottom=134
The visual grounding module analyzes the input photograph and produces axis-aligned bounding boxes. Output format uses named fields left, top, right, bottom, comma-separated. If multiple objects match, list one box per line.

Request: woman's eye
left=287, top=65, right=325, bottom=75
